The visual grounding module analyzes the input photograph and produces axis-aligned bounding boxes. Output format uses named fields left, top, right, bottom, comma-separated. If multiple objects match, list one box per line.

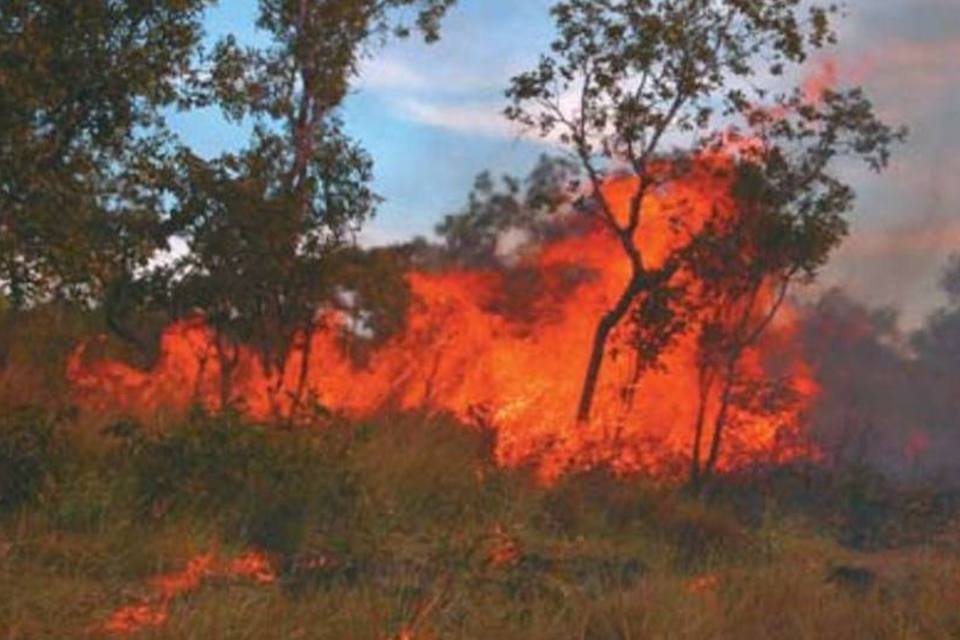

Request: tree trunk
left=576, top=272, right=643, bottom=423
left=701, top=279, right=789, bottom=481
left=214, top=331, right=239, bottom=412
left=287, top=322, right=316, bottom=423
left=689, top=368, right=714, bottom=491
left=703, top=358, right=737, bottom=480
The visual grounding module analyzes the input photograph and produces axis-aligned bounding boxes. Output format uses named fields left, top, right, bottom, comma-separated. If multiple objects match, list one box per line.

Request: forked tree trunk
left=287, top=322, right=316, bottom=423
left=576, top=272, right=644, bottom=423
left=703, top=353, right=740, bottom=478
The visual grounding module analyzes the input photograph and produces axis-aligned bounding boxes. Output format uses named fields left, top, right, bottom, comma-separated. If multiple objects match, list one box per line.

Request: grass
left=2, top=405, right=960, bottom=639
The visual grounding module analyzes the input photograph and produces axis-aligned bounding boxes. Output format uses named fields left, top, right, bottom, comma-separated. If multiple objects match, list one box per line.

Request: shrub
left=539, top=469, right=660, bottom=534
left=662, top=500, right=752, bottom=571
left=348, top=415, right=504, bottom=532
left=0, top=406, right=67, bottom=513
left=0, top=305, right=102, bottom=408
left=128, top=409, right=357, bottom=557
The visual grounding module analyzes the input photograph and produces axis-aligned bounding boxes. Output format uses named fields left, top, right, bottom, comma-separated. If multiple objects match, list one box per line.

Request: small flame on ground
left=487, top=525, right=522, bottom=568
left=685, top=573, right=722, bottom=594
left=97, top=551, right=276, bottom=635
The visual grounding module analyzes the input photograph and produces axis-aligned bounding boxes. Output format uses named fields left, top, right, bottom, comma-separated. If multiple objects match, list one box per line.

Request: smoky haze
left=801, top=254, right=960, bottom=484
left=820, top=0, right=960, bottom=329
left=796, top=0, right=960, bottom=479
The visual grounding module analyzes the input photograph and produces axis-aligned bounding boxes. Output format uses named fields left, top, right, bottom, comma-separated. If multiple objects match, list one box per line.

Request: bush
left=0, top=406, right=66, bottom=513
left=540, top=469, right=660, bottom=534
left=662, top=500, right=752, bottom=571
left=348, top=415, right=501, bottom=531
left=0, top=305, right=102, bottom=408
left=127, top=409, right=357, bottom=557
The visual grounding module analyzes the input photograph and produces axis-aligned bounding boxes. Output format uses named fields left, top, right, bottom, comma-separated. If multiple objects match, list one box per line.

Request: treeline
left=2, top=1, right=908, bottom=490
left=0, top=0, right=455, bottom=385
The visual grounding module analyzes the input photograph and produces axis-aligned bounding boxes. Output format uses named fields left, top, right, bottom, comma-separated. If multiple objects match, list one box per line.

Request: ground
left=2, top=409, right=959, bottom=639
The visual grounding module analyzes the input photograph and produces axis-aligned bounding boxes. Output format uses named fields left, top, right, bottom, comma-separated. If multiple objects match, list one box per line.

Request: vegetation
left=1, top=0, right=457, bottom=418
left=505, top=0, right=904, bottom=436
left=0, top=1, right=949, bottom=638
left=162, top=0, right=455, bottom=416
left=3, top=262, right=960, bottom=639
left=0, top=0, right=211, bottom=306
left=2, top=400, right=960, bottom=639
left=434, top=155, right=583, bottom=267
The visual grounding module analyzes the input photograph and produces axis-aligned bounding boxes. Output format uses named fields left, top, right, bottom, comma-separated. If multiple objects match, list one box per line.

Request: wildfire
left=97, top=551, right=276, bottom=635
left=685, top=573, right=722, bottom=594
left=487, top=525, right=522, bottom=569
left=69, top=156, right=817, bottom=481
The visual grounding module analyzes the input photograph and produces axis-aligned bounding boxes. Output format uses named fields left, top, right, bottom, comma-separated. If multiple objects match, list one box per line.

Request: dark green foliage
left=711, top=464, right=960, bottom=552
left=141, top=0, right=457, bottom=415
left=435, top=155, right=582, bottom=267
left=0, top=406, right=65, bottom=512
left=350, top=416, right=499, bottom=526
left=127, top=410, right=357, bottom=557
left=1, top=0, right=457, bottom=374
left=2, top=400, right=960, bottom=637
left=324, top=245, right=414, bottom=363
left=540, top=469, right=658, bottom=534
left=0, top=0, right=210, bottom=306
left=0, top=304, right=103, bottom=405
left=664, top=501, right=752, bottom=571
left=830, top=466, right=960, bottom=551
left=826, top=565, right=877, bottom=595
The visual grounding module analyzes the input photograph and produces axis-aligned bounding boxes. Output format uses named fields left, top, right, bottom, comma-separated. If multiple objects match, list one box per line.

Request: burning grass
left=2, top=406, right=960, bottom=639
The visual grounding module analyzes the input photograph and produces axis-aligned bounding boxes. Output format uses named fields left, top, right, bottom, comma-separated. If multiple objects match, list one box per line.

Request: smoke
left=801, top=257, right=960, bottom=483
left=820, top=0, right=960, bottom=328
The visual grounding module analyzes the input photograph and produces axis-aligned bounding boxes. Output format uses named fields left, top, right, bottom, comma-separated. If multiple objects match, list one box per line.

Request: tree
left=163, top=0, right=455, bottom=417
left=686, top=198, right=805, bottom=488
left=435, top=154, right=581, bottom=267
left=687, top=77, right=905, bottom=486
left=0, top=0, right=210, bottom=308
left=167, top=138, right=377, bottom=413
left=505, top=0, right=904, bottom=427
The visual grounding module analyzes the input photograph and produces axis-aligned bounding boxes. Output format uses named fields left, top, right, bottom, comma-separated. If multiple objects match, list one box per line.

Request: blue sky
left=170, top=0, right=556, bottom=243
left=170, top=0, right=960, bottom=327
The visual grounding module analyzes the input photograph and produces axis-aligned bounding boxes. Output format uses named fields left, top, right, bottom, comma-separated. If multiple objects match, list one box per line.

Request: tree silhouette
left=0, top=1, right=210, bottom=307
left=505, top=0, right=904, bottom=428
left=165, top=0, right=454, bottom=418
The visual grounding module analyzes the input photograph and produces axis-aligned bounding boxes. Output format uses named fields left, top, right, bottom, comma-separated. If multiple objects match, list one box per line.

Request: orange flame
left=685, top=573, right=721, bottom=594
left=69, top=156, right=817, bottom=480
left=97, top=551, right=276, bottom=635
left=487, top=525, right=522, bottom=569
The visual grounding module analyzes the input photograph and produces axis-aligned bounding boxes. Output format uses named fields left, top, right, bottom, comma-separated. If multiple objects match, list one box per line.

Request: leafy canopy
left=0, top=0, right=211, bottom=307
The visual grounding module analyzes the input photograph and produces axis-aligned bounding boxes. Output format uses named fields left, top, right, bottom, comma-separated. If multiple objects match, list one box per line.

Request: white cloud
left=395, top=97, right=521, bottom=139
left=354, top=54, right=521, bottom=139
left=356, top=58, right=430, bottom=92
left=356, top=52, right=505, bottom=95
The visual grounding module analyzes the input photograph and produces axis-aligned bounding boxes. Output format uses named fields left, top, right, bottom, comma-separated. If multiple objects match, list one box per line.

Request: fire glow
left=68, top=157, right=817, bottom=480
left=97, top=551, right=276, bottom=635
